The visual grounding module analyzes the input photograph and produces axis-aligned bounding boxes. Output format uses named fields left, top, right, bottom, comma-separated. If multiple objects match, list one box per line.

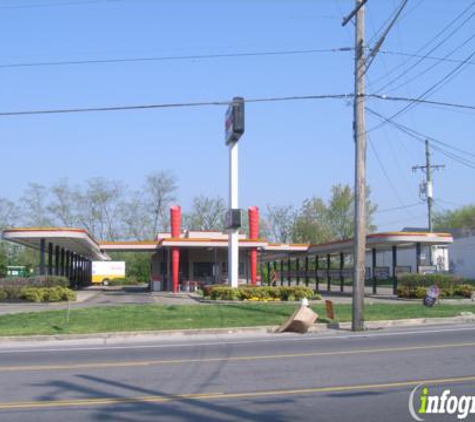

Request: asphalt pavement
left=0, top=324, right=474, bottom=421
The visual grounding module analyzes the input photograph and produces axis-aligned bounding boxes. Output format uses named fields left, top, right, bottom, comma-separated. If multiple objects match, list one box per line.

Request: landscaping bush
left=0, top=276, right=69, bottom=289
left=106, top=277, right=142, bottom=286
left=203, top=285, right=320, bottom=301
left=20, top=287, right=46, bottom=303
left=453, top=284, right=475, bottom=298
left=0, top=276, right=71, bottom=300
left=20, top=286, right=76, bottom=302
left=397, top=274, right=473, bottom=298
left=0, top=289, right=8, bottom=301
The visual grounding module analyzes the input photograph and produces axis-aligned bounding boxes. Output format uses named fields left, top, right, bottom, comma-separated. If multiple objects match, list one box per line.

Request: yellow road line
left=0, top=375, right=475, bottom=411
left=1, top=341, right=474, bottom=373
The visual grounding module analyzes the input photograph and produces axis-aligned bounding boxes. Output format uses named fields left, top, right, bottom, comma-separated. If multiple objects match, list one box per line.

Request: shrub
left=0, top=276, right=70, bottom=289
left=0, top=289, right=8, bottom=301
left=21, top=287, right=45, bottom=302
left=203, top=285, right=319, bottom=301
left=107, top=277, right=142, bottom=286
left=62, top=288, right=77, bottom=301
left=20, top=286, right=76, bottom=302
left=397, top=274, right=470, bottom=298
left=453, top=284, right=475, bottom=298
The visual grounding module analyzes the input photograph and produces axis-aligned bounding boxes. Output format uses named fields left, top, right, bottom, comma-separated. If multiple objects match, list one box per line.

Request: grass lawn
left=0, top=302, right=474, bottom=336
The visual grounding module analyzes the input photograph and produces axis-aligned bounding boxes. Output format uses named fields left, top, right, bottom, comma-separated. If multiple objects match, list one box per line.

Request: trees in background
left=184, top=195, right=226, bottom=231
left=146, top=171, right=178, bottom=235
left=265, top=204, right=296, bottom=244
left=0, top=177, right=379, bottom=275
left=266, top=184, right=377, bottom=245
left=434, top=204, right=475, bottom=233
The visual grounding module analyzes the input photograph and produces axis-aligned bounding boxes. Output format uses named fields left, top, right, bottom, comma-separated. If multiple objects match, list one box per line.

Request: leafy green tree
left=434, top=204, right=475, bottom=232
left=293, top=184, right=377, bottom=244
left=293, top=197, right=333, bottom=244
left=108, top=252, right=152, bottom=283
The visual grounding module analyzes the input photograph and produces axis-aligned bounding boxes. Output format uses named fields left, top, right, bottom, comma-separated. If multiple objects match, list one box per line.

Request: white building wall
left=448, top=236, right=475, bottom=279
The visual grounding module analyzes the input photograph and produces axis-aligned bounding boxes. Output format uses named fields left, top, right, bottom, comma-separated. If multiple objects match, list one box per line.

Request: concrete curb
left=0, top=315, right=473, bottom=346
left=337, top=315, right=475, bottom=330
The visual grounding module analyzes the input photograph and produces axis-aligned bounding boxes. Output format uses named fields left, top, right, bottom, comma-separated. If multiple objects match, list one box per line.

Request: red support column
left=248, top=206, right=259, bottom=285
left=170, top=206, right=182, bottom=293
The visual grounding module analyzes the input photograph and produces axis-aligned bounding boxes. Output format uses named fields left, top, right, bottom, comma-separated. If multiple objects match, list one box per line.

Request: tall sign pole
left=225, top=97, right=245, bottom=288
left=343, top=0, right=367, bottom=331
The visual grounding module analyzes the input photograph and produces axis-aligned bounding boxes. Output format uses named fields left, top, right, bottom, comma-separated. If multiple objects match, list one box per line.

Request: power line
left=366, top=107, right=475, bottom=170
left=1, top=92, right=474, bottom=118
left=379, top=49, right=475, bottom=66
left=0, top=47, right=352, bottom=69
left=368, top=136, right=409, bottom=211
left=383, top=32, right=475, bottom=94
left=0, top=94, right=353, bottom=117
left=367, top=0, right=425, bottom=46
left=367, top=45, right=475, bottom=132
left=375, top=203, right=421, bottom=214
left=368, top=1, right=475, bottom=89
left=0, top=0, right=106, bottom=9
left=363, top=0, right=409, bottom=75
left=368, top=94, right=475, bottom=112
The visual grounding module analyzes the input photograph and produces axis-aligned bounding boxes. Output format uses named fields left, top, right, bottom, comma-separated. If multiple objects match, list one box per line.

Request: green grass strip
left=0, top=303, right=473, bottom=336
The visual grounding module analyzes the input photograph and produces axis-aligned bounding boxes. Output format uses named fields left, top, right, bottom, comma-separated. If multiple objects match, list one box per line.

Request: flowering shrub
left=203, top=285, right=321, bottom=301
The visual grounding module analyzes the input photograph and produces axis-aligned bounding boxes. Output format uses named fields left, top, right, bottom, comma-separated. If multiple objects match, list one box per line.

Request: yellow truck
left=92, top=261, right=126, bottom=285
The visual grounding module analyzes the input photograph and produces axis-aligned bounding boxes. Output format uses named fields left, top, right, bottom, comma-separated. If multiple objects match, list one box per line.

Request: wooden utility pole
left=412, top=140, right=445, bottom=233
left=351, top=0, right=367, bottom=331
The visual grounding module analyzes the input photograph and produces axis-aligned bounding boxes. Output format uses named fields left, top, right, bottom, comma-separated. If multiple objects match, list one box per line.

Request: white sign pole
left=228, top=141, right=239, bottom=288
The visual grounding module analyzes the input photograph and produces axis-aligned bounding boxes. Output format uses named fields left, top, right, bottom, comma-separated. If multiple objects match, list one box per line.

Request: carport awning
left=308, top=232, right=453, bottom=255
left=2, top=228, right=109, bottom=261
left=160, top=238, right=268, bottom=248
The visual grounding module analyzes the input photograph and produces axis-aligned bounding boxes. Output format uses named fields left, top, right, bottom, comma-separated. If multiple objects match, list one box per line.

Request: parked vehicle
left=92, top=261, right=126, bottom=285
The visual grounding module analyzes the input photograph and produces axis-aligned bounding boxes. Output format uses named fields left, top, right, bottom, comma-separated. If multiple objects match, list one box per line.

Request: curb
left=0, top=315, right=473, bottom=346
left=337, top=315, right=475, bottom=330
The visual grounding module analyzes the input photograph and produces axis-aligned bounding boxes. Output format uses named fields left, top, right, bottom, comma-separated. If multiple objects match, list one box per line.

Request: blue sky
left=0, top=0, right=474, bottom=231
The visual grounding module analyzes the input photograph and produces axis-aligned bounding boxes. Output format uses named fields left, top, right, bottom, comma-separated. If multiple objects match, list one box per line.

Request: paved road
left=0, top=324, right=474, bottom=421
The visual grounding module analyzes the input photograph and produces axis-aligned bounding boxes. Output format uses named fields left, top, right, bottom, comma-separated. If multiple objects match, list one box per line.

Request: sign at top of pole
left=225, top=97, right=245, bottom=145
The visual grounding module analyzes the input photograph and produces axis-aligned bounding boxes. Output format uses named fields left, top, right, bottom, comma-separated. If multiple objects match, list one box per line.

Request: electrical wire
left=363, top=0, right=409, bottom=76
left=0, top=0, right=107, bottom=9
left=376, top=203, right=421, bottom=213
left=0, top=47, right=352, bottom=69
left=383, top=32, right=475, bottom=94
left=367, top=107, right=475, bottom=171
left=368, top=94, right=475, bottom=112
left=368, top=0, right=475, bottom=89
left=378, top=49, right=475, bottom=67
left=368, top=136, right=410, bottom=211
left=367, top=45, right=475, bottom=133
left=0, top=94, right=353, bottom=117
left=1, top=93, right=474, bottom=117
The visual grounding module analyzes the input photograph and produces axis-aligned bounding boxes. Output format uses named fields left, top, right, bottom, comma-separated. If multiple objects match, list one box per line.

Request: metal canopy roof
left=2, top=228, right=109, bottom=261
left=160, top=238, right=268, bottom=248
left=308, top=232, right=453, bottom=255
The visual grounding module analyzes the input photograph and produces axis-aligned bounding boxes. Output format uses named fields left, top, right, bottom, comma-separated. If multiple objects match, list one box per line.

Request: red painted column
left=248, top=206, right=259, bottom=285
left=170, top=206, right=182, bottom=293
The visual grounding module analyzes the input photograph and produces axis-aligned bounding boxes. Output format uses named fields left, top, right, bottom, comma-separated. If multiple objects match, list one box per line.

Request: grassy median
left=0, top=303, right=474, bottom=336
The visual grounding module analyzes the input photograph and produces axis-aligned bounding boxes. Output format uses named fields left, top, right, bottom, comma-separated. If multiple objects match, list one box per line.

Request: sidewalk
left=0, top=290, right=101, bottom=315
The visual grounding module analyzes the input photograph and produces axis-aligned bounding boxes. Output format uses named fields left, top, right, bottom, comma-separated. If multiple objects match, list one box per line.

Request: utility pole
left=412, top=140, right=445, bottom=233
left=341, top=0, right=408, bottom=330
left=343, top=0, right=367, bottom=332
